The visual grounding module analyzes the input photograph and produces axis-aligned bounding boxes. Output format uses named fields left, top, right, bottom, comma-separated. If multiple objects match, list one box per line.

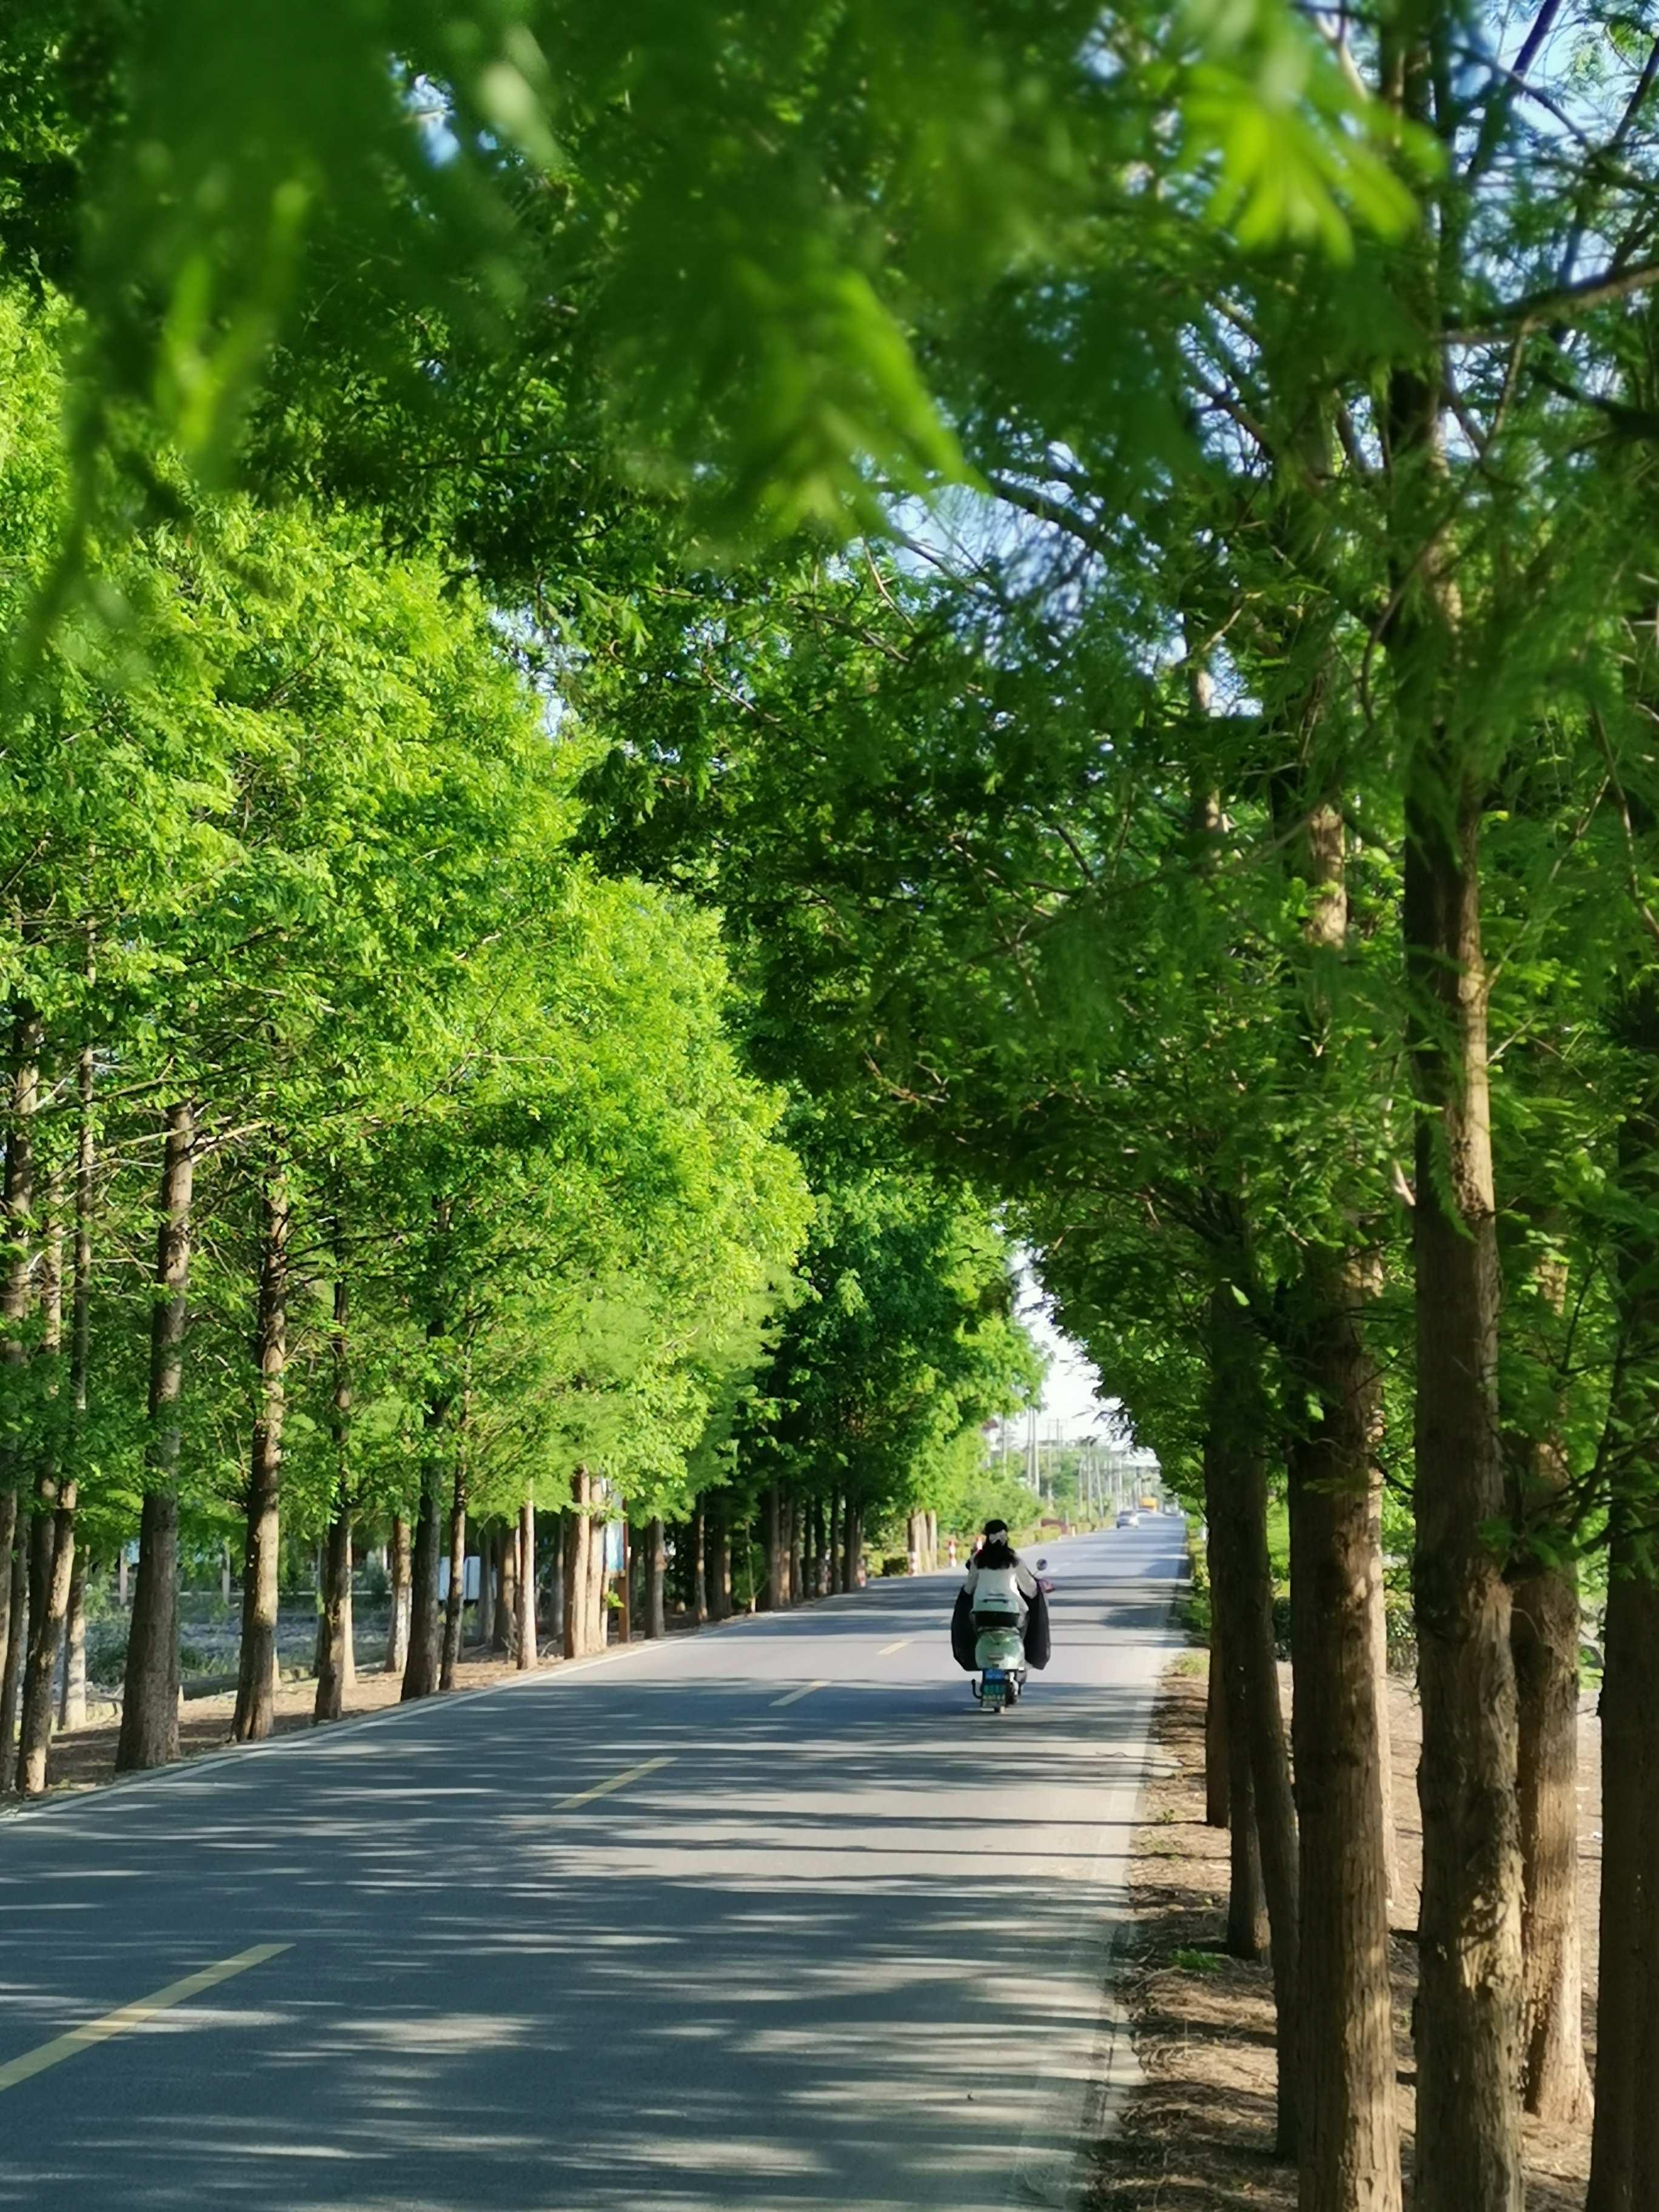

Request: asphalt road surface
left=0, top=1519, right=1186, bottom=2212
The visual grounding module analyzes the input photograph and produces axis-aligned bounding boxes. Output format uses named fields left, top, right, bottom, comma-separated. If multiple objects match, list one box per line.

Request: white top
left=962, top=1558, right=1037, bottom=1613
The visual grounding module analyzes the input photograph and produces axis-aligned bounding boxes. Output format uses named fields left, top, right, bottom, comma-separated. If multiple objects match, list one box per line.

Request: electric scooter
left=970, top=1558, right=1051, bottom=1714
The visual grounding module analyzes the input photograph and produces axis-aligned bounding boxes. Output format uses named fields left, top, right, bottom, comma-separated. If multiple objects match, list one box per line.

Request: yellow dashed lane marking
left=0, top=1942, right=292, bottom=2093
left=555, top=1754, right=674, bottom=1811
left=878, top=1639, right=911, bottom=1655
left=771, top=1680, right=826, bottom=1708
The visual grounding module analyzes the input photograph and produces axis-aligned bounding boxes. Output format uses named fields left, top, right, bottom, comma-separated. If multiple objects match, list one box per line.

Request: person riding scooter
left=962, top=1520, right=1039, bottom=1628
left=950, top=1520, right=1051, bottom=1680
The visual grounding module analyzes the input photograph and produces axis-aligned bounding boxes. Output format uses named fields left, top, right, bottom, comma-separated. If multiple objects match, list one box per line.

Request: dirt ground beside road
left=1089, top=1659, right=1601, bottom=2210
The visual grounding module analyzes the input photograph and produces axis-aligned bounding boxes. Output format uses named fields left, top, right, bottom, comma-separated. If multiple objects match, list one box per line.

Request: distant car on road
left=1115, top=1509, right=1140, bottom=1528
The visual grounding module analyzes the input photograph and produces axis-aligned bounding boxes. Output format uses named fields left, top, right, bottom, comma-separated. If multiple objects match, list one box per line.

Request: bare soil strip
left=1089, top=1660, right=1601, bottom=2209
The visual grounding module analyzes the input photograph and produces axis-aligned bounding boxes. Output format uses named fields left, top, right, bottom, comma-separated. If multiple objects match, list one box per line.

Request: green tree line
left=8, top=4, right=1659, bottom=2210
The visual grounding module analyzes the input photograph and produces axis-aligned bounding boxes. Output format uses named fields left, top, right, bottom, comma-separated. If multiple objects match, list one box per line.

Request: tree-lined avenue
left=0, top=1524, right=1183, bottom=2211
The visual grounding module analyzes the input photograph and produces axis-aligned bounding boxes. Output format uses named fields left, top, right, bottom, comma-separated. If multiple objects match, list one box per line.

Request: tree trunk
left=0, top=1526, right=24, bottom=1778
left=1206, top=1287, right=1299, bottom=2157
left=1378, top=122, right=1523, bottom=2192
left=314, top=1275, right=354, bottom=1725
left=315, top=1505, right=354, bottom=1724
left=0, top=1004, right=40, bottom=1783
left=384, top=1514, right=411, bottom=1675
left=583, top=1486, right=605, bottom=1648
left=497, top=1521, right=519, bottom=1655
left=1205, top=1435, right=1266, bottom=1957
left=760, top=1483, right=780, bottom=1611
left=708, top=1496, right=731, bottom=1620
left=116, top=1101, right=193, bottom=1772
left=1509, top=1550, right=1592, bottom=2123
left=477, top=1524, right=497, bottom=1651
left=1404, top=771, right=1523, bottom=2212
left=1369, top=1498, right=1400, bottom=1906
left=517, top=1496, right=538, bottom=1667
left=1206, top=1601, right=1230, bottom=1828
left=689, top=1498, right=706, bottom=1623
left=1586, top=1060, right=1659, bottom=2212
left=1586, top=1527, right=1659, bottom=2212
left=52, top=1042, right=93, bottom=1751
left=440, top=1456, right=468, bottom=1692
left=788, top=1494, right=803, bottom=1606
left=18, top=1197, right=69, bottom=1795
left=59, top=1544, right=86, bottom=1731
left=1287, top=1263, right=1401, bottom=2212
left=401, top=1403, right=446, bottom=1701
left=646, top=1518, right=666, bottom=1638
left=546, top=1514, right=565, bottom=1646
left=564, top=1473, right=590, bottom=1658
left=233, top=1178, right=289, bottom=1743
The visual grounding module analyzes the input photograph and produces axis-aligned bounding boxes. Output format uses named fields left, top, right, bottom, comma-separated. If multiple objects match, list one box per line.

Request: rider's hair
left=978, top=1533, right=1017, bottom=1570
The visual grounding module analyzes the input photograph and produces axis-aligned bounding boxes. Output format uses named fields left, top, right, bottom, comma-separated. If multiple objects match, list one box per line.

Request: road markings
left=877, top=1638, right=911, bottom=1655
left=0, top=1941, right=292, bottom=2094
left=555, top=1754, right=673, bottom=1811
left=771, top=1680, right=826, bottom=1708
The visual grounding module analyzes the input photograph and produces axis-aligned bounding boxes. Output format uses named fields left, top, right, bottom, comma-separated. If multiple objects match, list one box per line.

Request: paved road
left=0, top=1520, right=1185, bottom=2212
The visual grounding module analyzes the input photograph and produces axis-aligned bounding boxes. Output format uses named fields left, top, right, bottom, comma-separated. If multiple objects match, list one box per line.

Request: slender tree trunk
left=1404, top=771, right=1523, bottom=2212
left=18, top=1198, right=70, bottom=1794
left=1205, top=1435, right=1266, bottom=1957
left=646, top=1518, right=666, bottom=1638
left=553, top=1513, right=571, bottom=1654
left=706, top=1495, right=729, bottom=1620
left=760, top=1483, right=780, bottom=1611
left=517, top=1496, right=538, bottom=1667
left=584, top=1487, right=605, bottom=1649
left=314, top=1275, right=354, bottom=1724
left=0, top=1531, right=24, bottom=1776
left=59, top=1545, right=85, bottom=1731
left=564, top=1472, right=589, bottom=1658
left=233, top=1178, right=289, bottom=1742
left=477, top=1524, right=497, bottom=1651
left=440, top=1453, right=467, bottom=1692
left=54, top=1042, right=93, bottom=1747
left=0, top=1004, right=41, bottom=1781
left=690, top=1504, right=712, bottom=1627
left=1586, top=1522, right=1659, bottom=2212
left=1586, top=1059, right=1659, bottom=2212
left=1282, top=776, right=1397, bottom=2200
left=1206, top=1601, right=1230, bottom=1829
left=497, top=1521, right=519, bottom=1655
left=1369, top=1497, right=1400, bottom=1906
left=384, top=1514, right=411, bottom=1675
left=402, top=1420, right=445, bottom=1701
left=116, top=1102, right=193, bottom=1772
left=788, top=1494, right=802, bottom=1606
left=1379, top=104, right=1523, bottom=2194
left=1207, top=1287, right=1299, bottom=2158
left=315, top=1507, right=354, bottom=1723
left=1509, top=1544, right=1591, bottom=2122
left=1287, top=1262, right=1401, bottom=2212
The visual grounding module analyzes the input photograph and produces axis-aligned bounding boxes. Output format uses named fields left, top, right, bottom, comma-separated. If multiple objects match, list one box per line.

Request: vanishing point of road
left=0, top=1520, right=1186, bottom=2211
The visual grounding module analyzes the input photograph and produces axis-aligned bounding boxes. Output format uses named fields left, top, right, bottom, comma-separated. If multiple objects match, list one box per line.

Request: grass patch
left=1171, top=1947, right=1226, bottom=1974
